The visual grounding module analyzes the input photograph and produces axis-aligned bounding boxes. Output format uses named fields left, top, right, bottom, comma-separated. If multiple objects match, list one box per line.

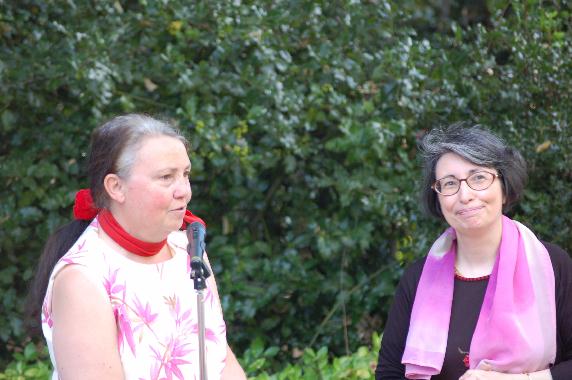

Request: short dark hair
left=419, top=122, right=527, bottom=219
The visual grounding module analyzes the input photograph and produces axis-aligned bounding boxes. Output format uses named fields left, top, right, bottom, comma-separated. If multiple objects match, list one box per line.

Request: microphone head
left=188, top=221, right=206, bottom=237
left=186, top=221, right=206, bottom=257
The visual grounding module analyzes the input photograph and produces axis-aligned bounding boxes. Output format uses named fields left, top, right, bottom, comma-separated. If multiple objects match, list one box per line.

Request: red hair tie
left=73, top=189, right=99, bottom=220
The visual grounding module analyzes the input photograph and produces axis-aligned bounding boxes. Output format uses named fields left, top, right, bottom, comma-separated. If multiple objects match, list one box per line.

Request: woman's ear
left=103, top=174, right=126, bottom=204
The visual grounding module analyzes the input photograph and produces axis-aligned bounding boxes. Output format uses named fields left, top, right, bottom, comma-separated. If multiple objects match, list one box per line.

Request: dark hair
left=419, top=122, right=527, bottom=219
left=25, top=114, right=187, bottom=335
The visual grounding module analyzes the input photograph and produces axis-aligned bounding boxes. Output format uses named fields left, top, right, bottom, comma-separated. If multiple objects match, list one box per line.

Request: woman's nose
left=174, top=176, right=192, bottom=200
left=457, top=180, right=474, bottom=202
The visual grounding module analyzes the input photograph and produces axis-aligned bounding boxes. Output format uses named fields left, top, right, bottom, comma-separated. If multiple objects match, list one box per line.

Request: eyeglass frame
left=431, top=170, right=501, bottom=196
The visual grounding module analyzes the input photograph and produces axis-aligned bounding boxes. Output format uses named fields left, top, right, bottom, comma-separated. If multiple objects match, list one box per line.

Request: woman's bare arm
left=51, top=265, right=124, bottom=380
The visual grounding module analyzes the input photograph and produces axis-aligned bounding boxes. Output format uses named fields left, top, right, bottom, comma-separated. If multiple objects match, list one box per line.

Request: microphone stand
left=190, top=255, right=211, bottom=380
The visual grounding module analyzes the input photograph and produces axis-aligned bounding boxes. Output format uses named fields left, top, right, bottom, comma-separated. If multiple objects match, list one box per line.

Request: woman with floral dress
left=27, top=114, right=246, bottom=380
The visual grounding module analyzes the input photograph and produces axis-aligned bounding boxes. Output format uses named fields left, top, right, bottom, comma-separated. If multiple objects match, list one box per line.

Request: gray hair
left=88, top=114, right=188, bottom=208
left=419, top=122, right=527, bottom=218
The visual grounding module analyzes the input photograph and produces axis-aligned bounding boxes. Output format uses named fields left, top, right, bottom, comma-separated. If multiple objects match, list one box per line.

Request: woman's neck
left=455, top=220, right=503, bottom=277
left=98, top=227, right=174, bottom=264
left=98, top=216, right=174, bottom=264
left=108, top=205, right=167, bottom=243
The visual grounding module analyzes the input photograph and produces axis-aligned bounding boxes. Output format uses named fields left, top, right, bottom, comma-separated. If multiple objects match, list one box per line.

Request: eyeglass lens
left=435, top=171, right=495, bottom=195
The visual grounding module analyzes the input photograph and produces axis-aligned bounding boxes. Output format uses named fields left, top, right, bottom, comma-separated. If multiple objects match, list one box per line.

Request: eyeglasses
left=432, top=171, right=501, bottom=196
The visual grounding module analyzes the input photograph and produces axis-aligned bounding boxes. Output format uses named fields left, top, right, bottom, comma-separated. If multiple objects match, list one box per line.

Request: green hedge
left=243, top=333, right=381, bottom=379
left=0, top=334, right=381, bottom=379
left=1, top=0, right=571, bottom=370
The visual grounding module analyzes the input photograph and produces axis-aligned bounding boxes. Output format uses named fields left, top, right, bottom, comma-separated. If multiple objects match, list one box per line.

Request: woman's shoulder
left=542, top=241, right=571, bottom=262
left=541, top=241, right=572, bottom=280
left=56, top=221, right=102, bottom=267
left=398, top=257, right=428, bottom=291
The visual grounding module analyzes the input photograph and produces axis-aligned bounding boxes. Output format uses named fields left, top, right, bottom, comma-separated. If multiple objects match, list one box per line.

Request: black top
left=375, top=242, right=572, bottom=380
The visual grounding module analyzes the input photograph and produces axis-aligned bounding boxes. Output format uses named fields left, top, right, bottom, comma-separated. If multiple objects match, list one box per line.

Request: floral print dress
left=42, top=218, right=228, bottom=380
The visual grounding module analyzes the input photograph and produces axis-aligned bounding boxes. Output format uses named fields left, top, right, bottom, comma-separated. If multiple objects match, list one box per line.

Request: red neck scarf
left=98, top=209, right=167, bottom=257
left=73, top=189, right=206, bottom=257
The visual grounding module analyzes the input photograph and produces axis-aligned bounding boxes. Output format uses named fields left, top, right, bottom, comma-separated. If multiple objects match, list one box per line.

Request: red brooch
left=463, top=354, right=470, bottom=368
left=458, top=347, right=470, bottom=368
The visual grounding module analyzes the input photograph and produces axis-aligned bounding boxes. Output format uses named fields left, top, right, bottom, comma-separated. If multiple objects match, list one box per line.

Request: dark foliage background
left=1, top=0, right=571, bottom=372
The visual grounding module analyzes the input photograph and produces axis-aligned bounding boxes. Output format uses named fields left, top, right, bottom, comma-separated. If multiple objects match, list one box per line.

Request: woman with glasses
left=375, top=124, right=572, bottom=380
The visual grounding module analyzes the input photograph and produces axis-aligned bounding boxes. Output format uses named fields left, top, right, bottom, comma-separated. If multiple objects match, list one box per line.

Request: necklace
left=454, top=266, right=490, bottom=282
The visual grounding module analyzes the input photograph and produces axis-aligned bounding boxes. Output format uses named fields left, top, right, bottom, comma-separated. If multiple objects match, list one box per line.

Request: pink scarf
left=402, top=215, right=556, bottom=379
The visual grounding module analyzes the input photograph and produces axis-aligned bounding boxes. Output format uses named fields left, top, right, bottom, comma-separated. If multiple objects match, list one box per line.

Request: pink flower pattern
left=117, top=303, right=137, bottom=355
left=149, top=337, right=194, bottom=380
left=41, top=221, right=227, bottom=379
left=132, top=296, right=159, bottom=330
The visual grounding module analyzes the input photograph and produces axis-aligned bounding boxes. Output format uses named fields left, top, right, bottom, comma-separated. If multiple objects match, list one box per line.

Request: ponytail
left=25, top=219, right=91, bottom=336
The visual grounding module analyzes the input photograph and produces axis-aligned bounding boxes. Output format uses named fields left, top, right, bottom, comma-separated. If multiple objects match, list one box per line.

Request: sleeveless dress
left=42, top=217, right=228, bottom=380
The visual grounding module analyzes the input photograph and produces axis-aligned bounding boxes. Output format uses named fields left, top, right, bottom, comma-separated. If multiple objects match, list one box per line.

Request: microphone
left=186, top=221, right=206, bottom=260
left=185, top=214, right=211, bottom=289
